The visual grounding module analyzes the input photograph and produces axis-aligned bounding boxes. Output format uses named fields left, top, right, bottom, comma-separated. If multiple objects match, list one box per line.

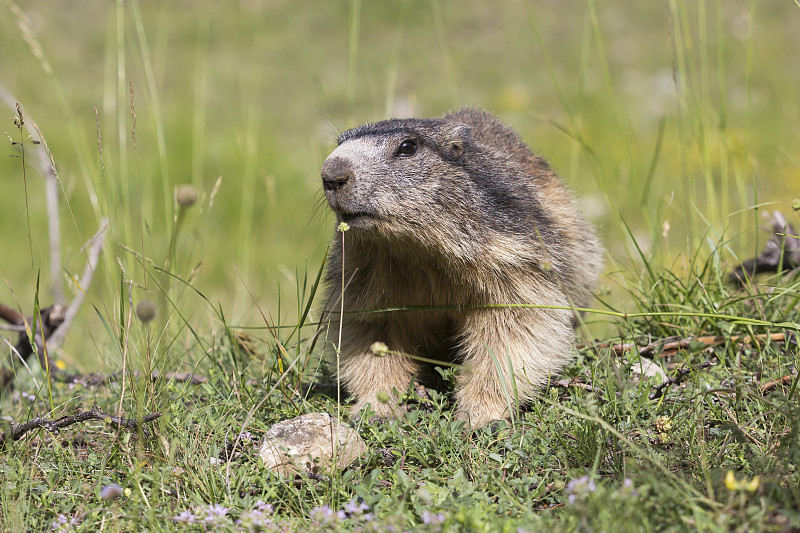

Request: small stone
left=258, top=412, right=366, bottom=476
left=630, top=358, right=667, bottom=384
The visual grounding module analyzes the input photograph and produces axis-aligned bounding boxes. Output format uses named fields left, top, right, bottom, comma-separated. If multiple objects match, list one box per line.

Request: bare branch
left=54, top=370, right=208, bottom=387
left=761, top=375, right=796, bottom=395
left=0, top=302, right=25, bottom=325
left=1, top=219, right=106, bottom=389
left=47, top=218, right=109, bottom=349
left=587, top=332, right=791, bottom=359
left=551, top=377, right=604, bottom=395
left=730, top=211, right=800, bottom=284
left=0, top=304, right=64, bottom=390
left=31, top=120, right=63, bottom=306
left=0, top=405, right=161, bottom=449
left=649, top=359, right=716, bottom=400
left=2, top=310, right=207, bottom=389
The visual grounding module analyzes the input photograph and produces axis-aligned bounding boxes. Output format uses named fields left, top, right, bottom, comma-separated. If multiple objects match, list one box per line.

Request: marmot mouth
left=339, top=212, right=375, bottom=224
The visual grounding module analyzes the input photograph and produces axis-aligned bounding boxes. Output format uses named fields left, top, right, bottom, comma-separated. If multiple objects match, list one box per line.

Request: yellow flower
left=724, top=470, right=738, bottom=490
left=370, top=341, right=389, bottom=355
left=724, top=470, right=760, bottom=492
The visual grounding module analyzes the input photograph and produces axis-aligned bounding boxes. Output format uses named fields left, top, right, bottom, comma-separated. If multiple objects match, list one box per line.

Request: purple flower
left=51, top=514, right=79, bottom=532
left=174, top=503, right=230, bottom=525
left=200, top=503, right=230, bottom=524
left=565, top=475, right=597, bottom=504
left=344, top=499, right=370, bottom=515
left=421, top=511, right=446, bottom=525
left=253, top=500, right=274, bottom=514
left=310, top=505, right=346, bottom=523
left=621, top=478, right=638, bottom=497
left=174, top=509, right=195, bottom=522
left=236, top=512, right=268, bottom=527
left=237, top=502, right=275, bottom=529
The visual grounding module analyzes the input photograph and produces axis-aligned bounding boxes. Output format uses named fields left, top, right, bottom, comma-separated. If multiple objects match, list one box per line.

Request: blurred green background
left=1, top=1, right=798, bottom=362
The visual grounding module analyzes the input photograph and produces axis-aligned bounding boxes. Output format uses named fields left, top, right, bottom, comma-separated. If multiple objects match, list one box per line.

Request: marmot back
left=320, top=108, right=602, bottom=427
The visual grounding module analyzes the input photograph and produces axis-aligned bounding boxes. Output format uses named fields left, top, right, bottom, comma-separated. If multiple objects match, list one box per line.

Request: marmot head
left=321, top=110, right=563, bottom=266
left=321, top=117, right=471, bottom=238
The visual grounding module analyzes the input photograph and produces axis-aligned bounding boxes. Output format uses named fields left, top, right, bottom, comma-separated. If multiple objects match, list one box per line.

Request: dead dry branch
left=729, top=211, right=800, bottom=284
left=0, top=405, right=161, bottom=449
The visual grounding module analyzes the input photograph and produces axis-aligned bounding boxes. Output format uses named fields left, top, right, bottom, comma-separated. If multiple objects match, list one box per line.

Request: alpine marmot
left=320, top=108, right=602, bottom=427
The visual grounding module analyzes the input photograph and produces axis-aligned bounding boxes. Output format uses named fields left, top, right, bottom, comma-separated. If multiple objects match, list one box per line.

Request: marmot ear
left=443, top=123, right=470, bottom=161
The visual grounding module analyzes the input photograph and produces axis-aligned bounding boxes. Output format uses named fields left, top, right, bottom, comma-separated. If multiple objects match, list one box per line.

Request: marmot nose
left=321, top=157, right=354, bottom=191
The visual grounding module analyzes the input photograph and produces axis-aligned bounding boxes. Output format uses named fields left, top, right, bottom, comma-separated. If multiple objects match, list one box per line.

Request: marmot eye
left=396, top=139, right=417, bottom=157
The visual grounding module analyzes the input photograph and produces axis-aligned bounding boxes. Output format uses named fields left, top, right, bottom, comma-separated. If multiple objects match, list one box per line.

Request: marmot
left=320, top=108, right=602, bottom=428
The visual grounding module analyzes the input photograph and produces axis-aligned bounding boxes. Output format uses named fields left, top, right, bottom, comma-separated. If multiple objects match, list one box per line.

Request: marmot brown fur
left=320, top=108, right=602, bottom=427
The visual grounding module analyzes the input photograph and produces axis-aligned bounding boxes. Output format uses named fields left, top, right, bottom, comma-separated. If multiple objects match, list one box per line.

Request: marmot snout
left=321, top=108, right=602, bottom=428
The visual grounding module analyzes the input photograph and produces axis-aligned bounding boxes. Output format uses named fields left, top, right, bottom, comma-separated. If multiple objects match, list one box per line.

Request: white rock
left=630, top=358, right=667, bottom=384
left=258, top=412, right=366, bottom=476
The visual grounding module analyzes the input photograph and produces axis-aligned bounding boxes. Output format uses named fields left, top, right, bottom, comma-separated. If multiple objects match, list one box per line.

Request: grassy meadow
left=1, top=0, right=799, bottom=531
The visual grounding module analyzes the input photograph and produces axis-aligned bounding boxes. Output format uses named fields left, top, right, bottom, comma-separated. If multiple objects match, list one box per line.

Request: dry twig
left=589, top=332, right=791, bottom=359
left=649, top=359, right=717, bottom=400
left=1, top=89, right=111, bottom=389
left=0, top=302, right=207, bottom=388
left=729, top=211, right=800, bottom=284
left=0, top=303, right=64, bottom=389
left=0, top=219, right=108, bottom=390
left=55, top=370, right=208, bottom=387
left=0, top=405, right=161, bottom=449
left=46, top=218, right=108, bottom=349
left=760, top=375, right=796, bottom=395
left=1, top=295, right=207, bottom=387
left=550, top=377, right=603, bottom=395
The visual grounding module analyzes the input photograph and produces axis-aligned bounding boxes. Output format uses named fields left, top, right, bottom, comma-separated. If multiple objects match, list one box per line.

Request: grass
left=2, top=259, right=799, bottom=531
left=1, top=0, right=799, bottom=531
